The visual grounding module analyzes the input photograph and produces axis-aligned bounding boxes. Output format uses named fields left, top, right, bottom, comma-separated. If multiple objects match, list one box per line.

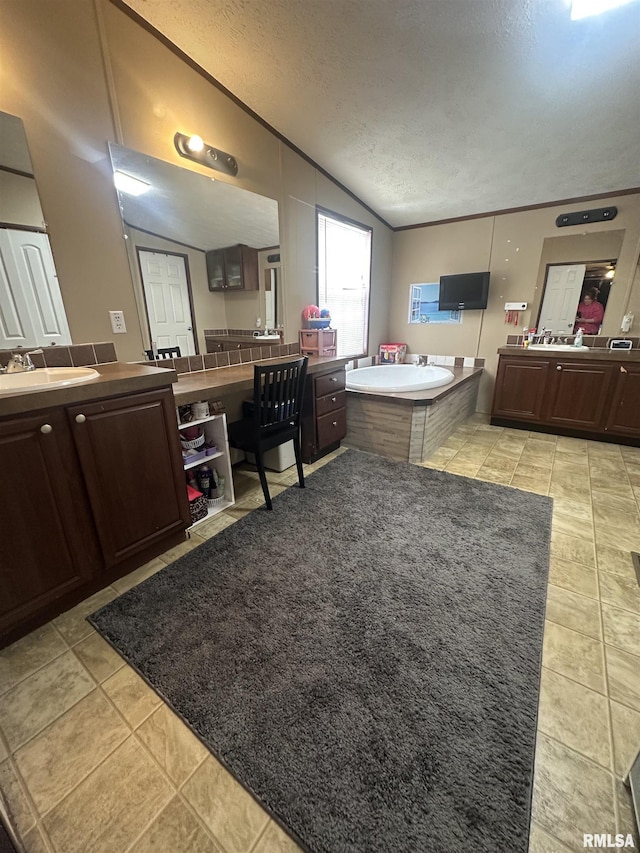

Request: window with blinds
left=317, top=208, right=372, bottom=358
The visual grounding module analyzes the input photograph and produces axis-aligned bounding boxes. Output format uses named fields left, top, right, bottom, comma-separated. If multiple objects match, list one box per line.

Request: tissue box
left=379, top=343, right=407, bottom=364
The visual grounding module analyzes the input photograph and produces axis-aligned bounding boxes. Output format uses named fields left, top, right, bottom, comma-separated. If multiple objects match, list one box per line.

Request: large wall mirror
left=532, top=229, right=625, bottom=338
left=0, top=111, right=71, bottom=349
left=109, top=143, right=281, bottom=357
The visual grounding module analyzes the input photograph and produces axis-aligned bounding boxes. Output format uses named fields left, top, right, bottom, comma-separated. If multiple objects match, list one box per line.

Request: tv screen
left=438, top=271, right=490, bottom=310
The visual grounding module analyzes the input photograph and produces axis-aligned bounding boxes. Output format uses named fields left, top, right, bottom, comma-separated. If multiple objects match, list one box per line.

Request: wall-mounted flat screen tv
left=438, top=271, right=490, bottom=310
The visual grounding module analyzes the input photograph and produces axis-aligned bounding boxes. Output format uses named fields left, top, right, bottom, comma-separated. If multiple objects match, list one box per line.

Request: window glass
left=317, top=209, right=372, bottom=358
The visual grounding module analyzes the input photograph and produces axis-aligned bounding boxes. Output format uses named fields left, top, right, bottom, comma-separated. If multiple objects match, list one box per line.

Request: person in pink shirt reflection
left=574, top=287, right=604, bottom=335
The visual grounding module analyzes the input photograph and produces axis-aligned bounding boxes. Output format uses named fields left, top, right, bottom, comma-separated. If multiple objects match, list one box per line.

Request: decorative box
left=187, top=484, right=208, bottom=525
left=379, top=343, right=407, bottom=364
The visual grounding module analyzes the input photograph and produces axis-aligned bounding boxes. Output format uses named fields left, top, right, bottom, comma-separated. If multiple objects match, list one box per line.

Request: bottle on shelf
left=197, top=464, right=213, bottom=498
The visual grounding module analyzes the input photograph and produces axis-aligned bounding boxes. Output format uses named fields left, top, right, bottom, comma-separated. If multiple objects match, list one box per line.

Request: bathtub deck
left=345, top=367, right=482, bottom=462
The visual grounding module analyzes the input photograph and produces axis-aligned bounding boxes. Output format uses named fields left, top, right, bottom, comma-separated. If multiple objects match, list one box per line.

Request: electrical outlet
left=109, top=310, right=127, bottom=333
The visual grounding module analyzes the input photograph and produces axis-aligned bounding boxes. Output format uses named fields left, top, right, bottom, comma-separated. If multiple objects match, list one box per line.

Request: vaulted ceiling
left=124, top=0, right=640, bottom=228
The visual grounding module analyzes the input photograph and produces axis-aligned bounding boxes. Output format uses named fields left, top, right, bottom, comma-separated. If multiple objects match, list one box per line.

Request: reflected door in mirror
left=0, top=229, right=71, bottom=348
left=138, top=251, right=195, bottom=356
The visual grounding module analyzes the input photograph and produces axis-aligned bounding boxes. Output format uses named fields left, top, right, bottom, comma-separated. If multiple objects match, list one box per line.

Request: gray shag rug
left=90, top=448, right=552, bottom=853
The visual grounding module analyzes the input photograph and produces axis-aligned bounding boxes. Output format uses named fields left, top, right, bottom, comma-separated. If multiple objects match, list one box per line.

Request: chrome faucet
left=3, top=349, right=43, bottom=373
left=414, top=355, right=428, bottom=366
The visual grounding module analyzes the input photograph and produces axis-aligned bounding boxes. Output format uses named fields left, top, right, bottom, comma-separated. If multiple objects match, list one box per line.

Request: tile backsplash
left=505, top=334, right=639, bottom=348
left=144, top=342, right=302, bottom=375
left=0, top=342, right=117, bottom=369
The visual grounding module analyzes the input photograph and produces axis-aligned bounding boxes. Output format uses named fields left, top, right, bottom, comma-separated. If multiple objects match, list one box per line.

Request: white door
left=538, top=264, right=586, bottom=335
left=0, top=229, right=71, bottom=349
left=139, top=251, right=195, bottom=356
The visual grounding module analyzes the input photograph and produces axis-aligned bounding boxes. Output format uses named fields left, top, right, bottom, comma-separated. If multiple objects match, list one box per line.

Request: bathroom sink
left=0, top=367, right=100, bottom=394
left=528, top=344, right=590, bottom=352
left=252, top=334, right=281, bottom=342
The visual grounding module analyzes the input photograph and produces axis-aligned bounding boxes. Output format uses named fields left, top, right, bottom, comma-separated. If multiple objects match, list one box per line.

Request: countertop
left=497, top=346, right=640, bottom=362
left=0, top=362, right=178, bottom=418
left=173, top=354, right=350, bottom=406
left=345, top=366, right=483, bottom=407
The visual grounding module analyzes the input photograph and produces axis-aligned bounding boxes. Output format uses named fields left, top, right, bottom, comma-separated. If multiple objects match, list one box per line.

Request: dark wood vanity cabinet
left=206, top=244, right=258, bottom=292
left=0, top=387, right=190, bottom=647
left=605, top=363, right=640, bottom=436
left=545, top=361, right=616, bottom=430
left=67, top=390, right=189, bottom=568
left=490, top=356, right=551, bottom=422
left=301, top=365, right=347, bottom=463
left=491, top=354, right=640, bottom=441
left=0, top=411, right=100, bottom=642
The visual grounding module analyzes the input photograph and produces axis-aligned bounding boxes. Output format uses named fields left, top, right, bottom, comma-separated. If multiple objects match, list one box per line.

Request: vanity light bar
left=174, top=132, right=238, bottom=177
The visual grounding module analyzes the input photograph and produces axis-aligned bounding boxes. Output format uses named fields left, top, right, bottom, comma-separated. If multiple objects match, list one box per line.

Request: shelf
left=188, top=497, right=234, bottom=529
left=177, top=413, right=224, bottom=430
left=183, top=449, right=223, bottom=471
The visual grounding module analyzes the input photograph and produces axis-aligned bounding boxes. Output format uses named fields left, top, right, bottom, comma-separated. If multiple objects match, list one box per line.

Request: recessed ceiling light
left=114, top=171, right=150, bottom=196
left=570, top=0, right=638, bottom=20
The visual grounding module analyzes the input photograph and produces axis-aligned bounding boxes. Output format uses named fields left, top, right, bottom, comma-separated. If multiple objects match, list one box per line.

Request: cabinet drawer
left=315, top=369, right=345, bottom=398
left=302, top=347, right=337, bottom=357
left=317, top=407, right=346, bottom=448
left=206, top=340, right=224, bottom=353
left=316, top=389, right=346, bottom=417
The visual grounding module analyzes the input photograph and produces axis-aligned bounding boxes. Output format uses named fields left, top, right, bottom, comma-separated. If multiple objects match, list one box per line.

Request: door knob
left=40, top=424, right=53, bottom=434
left=75, top=414, right=86, bottom=423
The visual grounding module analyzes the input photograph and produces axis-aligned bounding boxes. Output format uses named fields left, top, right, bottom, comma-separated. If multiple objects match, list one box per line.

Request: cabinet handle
left=556, top=366, right=562, bottom=371
left=330, top=377, right=338, bottom=382
left=237, top=344, right=242, bottom=349
left=75, top=414, right=86, bottom=424
left=332, top=421, right=337, bottom=427
left=331, top=396, right=336, bottom=402
left=40, top=423, right=53, bottom=434
left=620, top=366, right=627, bottom=373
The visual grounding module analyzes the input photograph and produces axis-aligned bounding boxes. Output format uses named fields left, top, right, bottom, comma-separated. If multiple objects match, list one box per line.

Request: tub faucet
left=4, top=349, right=43, bottom=373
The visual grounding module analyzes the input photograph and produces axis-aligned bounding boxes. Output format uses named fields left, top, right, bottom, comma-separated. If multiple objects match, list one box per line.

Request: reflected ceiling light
left=113, top=171, right=150, bottom=196
left=570, top=0, right=637, bottom=19
left=174, top=131, right=238, bottom=177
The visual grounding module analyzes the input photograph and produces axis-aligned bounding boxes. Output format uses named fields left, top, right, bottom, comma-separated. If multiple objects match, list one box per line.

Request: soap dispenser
left=574, top=328, right=584, bottom=347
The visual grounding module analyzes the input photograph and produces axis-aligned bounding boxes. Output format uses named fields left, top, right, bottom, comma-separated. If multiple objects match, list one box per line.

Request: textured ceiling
left=124, top=0, right=640, bottom=227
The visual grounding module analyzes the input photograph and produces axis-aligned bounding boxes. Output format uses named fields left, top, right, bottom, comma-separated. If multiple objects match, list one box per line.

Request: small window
left=317, top=207, right=372, bottom=358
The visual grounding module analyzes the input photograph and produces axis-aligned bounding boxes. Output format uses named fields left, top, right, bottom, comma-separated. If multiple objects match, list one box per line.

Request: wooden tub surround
left=345, top=367, right=483, bottom=463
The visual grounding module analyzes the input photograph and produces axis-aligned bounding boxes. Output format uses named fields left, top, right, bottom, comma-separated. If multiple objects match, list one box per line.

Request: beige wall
left=391, top=194, right=640, bottom=411
left=0, top=0, right=393, bottom=361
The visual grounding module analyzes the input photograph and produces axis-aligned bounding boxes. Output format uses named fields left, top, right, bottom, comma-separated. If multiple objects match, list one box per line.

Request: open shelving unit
left=177, top=410, right=235, bottom=528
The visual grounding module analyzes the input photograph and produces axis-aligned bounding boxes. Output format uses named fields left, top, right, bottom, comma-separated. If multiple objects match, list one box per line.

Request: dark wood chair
left=228, top=357, right=308, bottom=510
left=144, top=346, right=182, bottom=360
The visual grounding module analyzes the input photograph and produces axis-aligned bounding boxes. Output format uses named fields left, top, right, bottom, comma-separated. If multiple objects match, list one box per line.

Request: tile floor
left=1, top=418, right=639, bottom=852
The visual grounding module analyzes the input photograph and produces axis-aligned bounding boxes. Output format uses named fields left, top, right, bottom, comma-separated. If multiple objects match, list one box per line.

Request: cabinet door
left=491, top=357, right=551, bottom=421
left=0, top=411, right=98, bottom=636
left=68, top=389, right=190, bottom=568
left=605, top=364, right=640, bottom=437
left=224, top=245, right=258, bottom=291
left=545, top=361, right=615, bottom=429
left=206, top=250, right=226, bottom=291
